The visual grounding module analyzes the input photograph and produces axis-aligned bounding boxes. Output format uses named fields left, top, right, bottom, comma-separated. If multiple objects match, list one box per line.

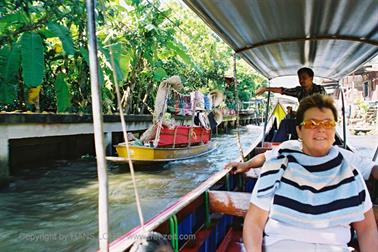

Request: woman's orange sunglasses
left=300, top=119, right=336, bottom=129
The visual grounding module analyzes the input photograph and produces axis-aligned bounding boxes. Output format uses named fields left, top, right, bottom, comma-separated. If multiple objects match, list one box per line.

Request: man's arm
left=352, top=208, right=378, bottom=251
left=281, top=86, right=301, bottom=98
left=255, top=87, right=283, bottom=96
left=370, top=165, right=378, bottom=180
left=243, top=203, right=269, bottom=252
left=225, top=153, right=266, bottom=174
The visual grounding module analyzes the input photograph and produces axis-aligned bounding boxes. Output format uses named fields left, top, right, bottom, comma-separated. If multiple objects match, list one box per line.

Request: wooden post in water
left=233, top=53, right=245, bottom=161
left=86, top=0, right=109, bottom=251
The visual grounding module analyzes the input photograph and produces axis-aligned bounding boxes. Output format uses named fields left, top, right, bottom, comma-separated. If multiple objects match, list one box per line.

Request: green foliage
left=0, top=0, right=266, bottom=114
left=0, top=44, right=20, bottom=104
left=0, top=9, right=29, bottom=34
left=355, top=99, right=369, bottom=113
left=20, top=32, right=45, bottom=87
left=101, top=43, right=125, bottom=81
left=47, top=22, right=75, bottom=55
left=153, top=67, right=167, bottom=81
left=54, top=73, right=71, bottom=112
left=79, top=47, right=104, bottom=87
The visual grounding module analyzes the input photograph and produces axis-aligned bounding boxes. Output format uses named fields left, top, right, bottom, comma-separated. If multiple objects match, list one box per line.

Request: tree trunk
left=124, top=52, right=144, bottom=114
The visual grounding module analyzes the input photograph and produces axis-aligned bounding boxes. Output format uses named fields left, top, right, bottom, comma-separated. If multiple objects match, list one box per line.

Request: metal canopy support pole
left=261, top=80, right=271, bottom=147
left=233, top=53, right=244, bottom=161
left=86, top=0, right=109, bottom=251
left=339, top=83, right=347, bottom=149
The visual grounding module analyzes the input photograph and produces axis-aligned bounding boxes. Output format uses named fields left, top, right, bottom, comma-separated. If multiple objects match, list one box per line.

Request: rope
left=233, top=53, right=245, bottom=161
left=109, top=47, right=145, bottom=229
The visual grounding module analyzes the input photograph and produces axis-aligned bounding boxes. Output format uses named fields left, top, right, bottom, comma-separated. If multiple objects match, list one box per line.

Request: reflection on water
left=0, top=125, right=262, bottom=252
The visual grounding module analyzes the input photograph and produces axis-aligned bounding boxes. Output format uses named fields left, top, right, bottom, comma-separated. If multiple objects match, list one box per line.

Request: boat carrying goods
left=157, top=125, right=211, bottom=147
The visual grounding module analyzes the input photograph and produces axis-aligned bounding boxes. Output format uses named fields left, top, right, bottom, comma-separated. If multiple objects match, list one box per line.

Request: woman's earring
left=298, top=138, right=302, bottom=142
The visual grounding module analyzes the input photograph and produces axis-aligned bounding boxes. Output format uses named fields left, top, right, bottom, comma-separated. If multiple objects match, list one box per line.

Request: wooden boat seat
left=181, top=214, right=233, bottom=252
left=254, top=146, right=272, bottom=154
left=208, top=190, right=250, bottom=217
left=216, top=227, right=244, bottom=252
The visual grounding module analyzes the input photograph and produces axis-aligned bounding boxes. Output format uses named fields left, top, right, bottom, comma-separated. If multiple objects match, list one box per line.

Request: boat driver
left=255, top=67, right=327, bottom=102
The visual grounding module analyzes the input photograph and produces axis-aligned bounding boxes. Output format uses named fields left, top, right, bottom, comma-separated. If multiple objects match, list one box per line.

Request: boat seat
left=181, top=214, right=233, bottom=252
left=208, top=190, right=250, bottom=217
left=254, top=147, right=272, bottom=154
left=216, top=227, right=243, bottom=252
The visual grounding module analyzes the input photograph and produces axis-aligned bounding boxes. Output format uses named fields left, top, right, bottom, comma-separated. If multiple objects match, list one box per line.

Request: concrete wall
left=0, top=113, right=255, bottom=186
left=0, top=114, right=153, bottom=185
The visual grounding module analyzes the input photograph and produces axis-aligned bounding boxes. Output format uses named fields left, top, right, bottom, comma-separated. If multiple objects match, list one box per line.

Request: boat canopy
left=183, top=0, right=378, bottom=80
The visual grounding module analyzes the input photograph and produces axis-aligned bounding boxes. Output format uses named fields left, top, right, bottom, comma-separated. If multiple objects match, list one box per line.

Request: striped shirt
left=283, top=83, right=326, bottom=102
left=254, top=145, right=368, bottom=229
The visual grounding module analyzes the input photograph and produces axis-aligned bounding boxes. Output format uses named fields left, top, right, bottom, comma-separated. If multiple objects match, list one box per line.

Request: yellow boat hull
left=107, top=142, right=216, bottom=165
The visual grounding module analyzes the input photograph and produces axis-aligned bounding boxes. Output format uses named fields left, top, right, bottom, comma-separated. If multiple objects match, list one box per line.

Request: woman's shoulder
left=277, top=140, right=302, bottom=150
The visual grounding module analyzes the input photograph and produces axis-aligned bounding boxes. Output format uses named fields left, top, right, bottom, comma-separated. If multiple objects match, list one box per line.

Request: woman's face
left=296, top=107, right=336, bottom=157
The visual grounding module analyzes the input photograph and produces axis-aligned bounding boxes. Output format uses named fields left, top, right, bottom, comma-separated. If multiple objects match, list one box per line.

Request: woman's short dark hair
left=297, top=67, right=314, bottom=77
left=296, top=94, right=338, bottom=126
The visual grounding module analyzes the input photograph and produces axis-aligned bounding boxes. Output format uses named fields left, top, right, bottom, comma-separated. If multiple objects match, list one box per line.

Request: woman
left=242, top=94, right=378, bottom=252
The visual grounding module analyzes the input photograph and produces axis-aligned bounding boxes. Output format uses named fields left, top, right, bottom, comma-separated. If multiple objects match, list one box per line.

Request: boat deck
left=181, top=226, right=244, bottom=252
left=217, top=227, right=244, bottom=252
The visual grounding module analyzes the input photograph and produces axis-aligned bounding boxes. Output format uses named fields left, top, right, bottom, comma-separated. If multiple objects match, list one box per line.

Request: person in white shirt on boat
left=232, top=95, right=378, bottom=252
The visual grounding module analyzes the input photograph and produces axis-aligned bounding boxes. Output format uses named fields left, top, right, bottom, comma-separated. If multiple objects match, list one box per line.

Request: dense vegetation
left=0, top=0, right=267, bottom=114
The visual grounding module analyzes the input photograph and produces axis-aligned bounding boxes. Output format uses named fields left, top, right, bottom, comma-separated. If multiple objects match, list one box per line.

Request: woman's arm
left=243, top=203, right=269, bottom=252
left=352, top=208, right=378, bottom=252
left=225, top=153, right=266, bottom=174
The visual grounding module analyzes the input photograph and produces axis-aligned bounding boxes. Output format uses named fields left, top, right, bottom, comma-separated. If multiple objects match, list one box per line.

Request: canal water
left=0, top=126, right=376, bottom=252
left=0, top=125, right=262, bottom=252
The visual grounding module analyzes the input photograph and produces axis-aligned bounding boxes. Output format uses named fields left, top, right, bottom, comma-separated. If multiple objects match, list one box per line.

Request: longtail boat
left=107, top=78, right=224, bottom=165
left=83, top=0, right=378, bottom=251
left=108, top=141, right=216, bottom=165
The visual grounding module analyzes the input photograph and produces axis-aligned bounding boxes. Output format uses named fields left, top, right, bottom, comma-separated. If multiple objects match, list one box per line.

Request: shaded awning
left=183, top=0, right=378, bottom=80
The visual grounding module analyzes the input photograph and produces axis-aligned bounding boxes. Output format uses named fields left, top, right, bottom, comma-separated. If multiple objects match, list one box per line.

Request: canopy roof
left=183, top=0, right=378, bottom=80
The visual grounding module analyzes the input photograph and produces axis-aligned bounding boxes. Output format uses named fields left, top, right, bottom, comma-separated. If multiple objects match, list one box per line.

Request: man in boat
left=285, top=106, right=296, bottom=119
left=255, top=67, right=327, bottom=102
left=243, top=94, right=378, bottom=251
